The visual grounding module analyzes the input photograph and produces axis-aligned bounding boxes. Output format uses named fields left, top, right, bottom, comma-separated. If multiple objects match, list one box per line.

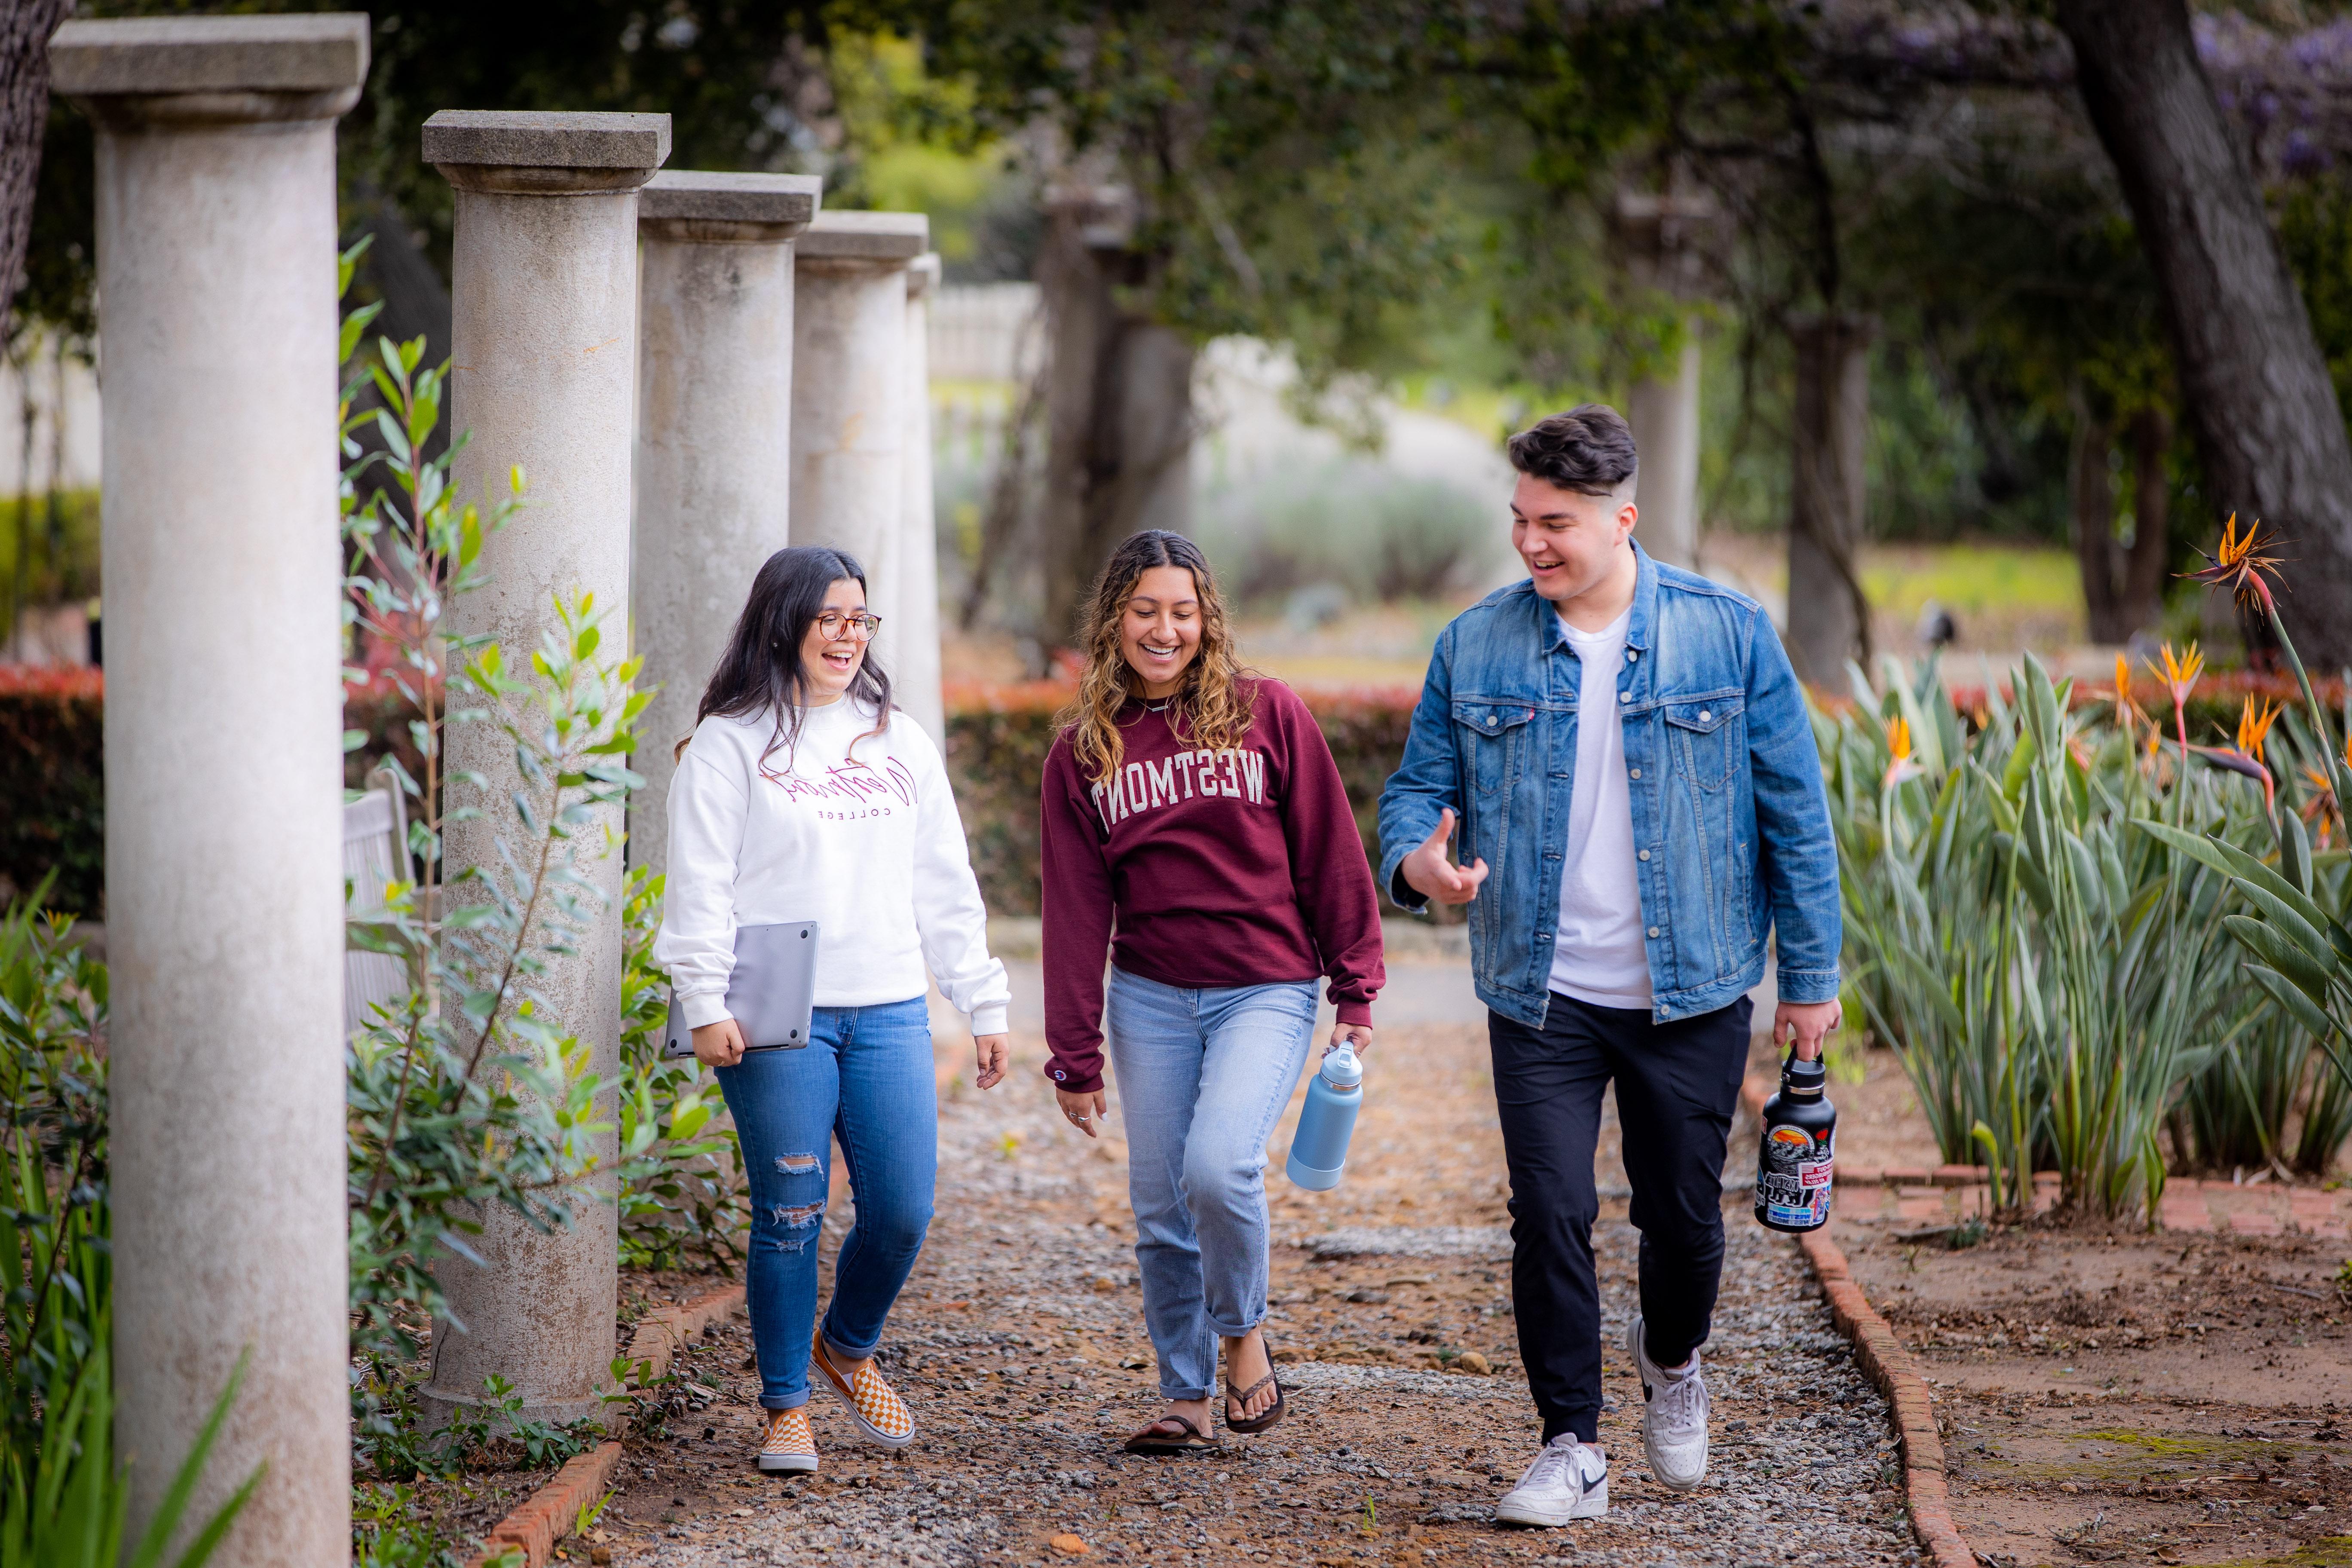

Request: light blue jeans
left=1106, top=967, right=1319, bottom=1402
left=713, top=995, right=936, bottom=1411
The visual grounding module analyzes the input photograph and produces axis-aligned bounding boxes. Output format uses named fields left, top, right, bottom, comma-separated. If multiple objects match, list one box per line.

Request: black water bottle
left=1754, top=1050, right=1836, bottom=1233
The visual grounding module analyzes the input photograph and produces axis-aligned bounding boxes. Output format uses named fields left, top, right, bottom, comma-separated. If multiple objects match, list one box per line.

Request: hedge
left=0, top=668, right=104, bottom=917
left=940, top=678, right=1427, bottom=916
left=8, top=663, right=2331, bottom=923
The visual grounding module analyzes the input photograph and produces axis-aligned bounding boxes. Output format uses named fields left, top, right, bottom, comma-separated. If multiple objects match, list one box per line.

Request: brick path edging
left=462, top=1283, right=749, bottom=1568
left=1737, top=1071, right=1973, bottom=1568
left=1799, top=1227, right=1975, bottom=1568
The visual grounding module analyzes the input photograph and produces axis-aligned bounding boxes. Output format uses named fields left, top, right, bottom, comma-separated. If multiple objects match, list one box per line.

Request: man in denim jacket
left=1377, top=405, right=1841, bottom=1526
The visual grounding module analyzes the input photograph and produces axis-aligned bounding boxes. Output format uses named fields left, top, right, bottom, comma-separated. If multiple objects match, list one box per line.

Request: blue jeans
left=714, top=995, right=935, bottom=1411
left=1106, top=967, right=1319, bottom=1403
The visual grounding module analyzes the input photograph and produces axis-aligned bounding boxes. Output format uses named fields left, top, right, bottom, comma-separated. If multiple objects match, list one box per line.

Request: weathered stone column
left=791, top=210, right=928, bottom=688
left=420, top=109, right=670, bottom=1424
left=898, top=251, right=945, bottom=746
left=631, top=171, right=821, bottom=875
left=49, top=15, right=364, bottom=1564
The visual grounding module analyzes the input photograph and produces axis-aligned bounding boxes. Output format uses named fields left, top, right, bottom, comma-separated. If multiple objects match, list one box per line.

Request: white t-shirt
left=1549, top=608, right=1654, bottom=1009
left=653, top=697, right=1011, bottom=1035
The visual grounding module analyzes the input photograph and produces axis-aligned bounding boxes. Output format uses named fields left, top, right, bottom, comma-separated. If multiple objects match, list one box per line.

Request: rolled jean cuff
left=821, top=1322, right=877, bottom=1363
left=1204, top=1309, right=1266, bottom=1341
left=1160, top=1383, right=1213, bottom=1403
left=760, top=1394, right=809, bottom=1412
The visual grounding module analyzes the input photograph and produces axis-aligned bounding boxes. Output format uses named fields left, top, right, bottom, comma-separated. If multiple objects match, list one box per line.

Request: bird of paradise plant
left=2145, top=641, right=2206, bottom=822
left=2185, top=514, right=2352, bottom=813
left=2188, top=695, right=2282, bottom=814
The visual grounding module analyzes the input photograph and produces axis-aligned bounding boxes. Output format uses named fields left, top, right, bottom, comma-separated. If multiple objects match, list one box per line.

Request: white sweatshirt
left=654, top=697, right=1011, bottom=1036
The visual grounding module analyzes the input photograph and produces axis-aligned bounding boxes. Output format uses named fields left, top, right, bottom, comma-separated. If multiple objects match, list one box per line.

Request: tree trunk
left=2123, top=406, right=2173, bottom=635
left=1786, top=314, right=1874, bottom=686
left=0, top=0, right=73, bottom=346
left=2071, top=405, right=2125, bottom=642
left=2057, top=0, right=2352, bottom=665
left=1036, top=192, right=1194, bottom=660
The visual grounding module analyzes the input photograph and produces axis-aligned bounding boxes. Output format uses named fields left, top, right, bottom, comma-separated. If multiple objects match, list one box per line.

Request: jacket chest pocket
left=1663, top=698, right=1744, bottom=790
left=1453, top=700, right=1535, bottom=795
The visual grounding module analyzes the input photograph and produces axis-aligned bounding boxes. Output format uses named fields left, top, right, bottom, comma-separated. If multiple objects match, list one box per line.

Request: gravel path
left=598, top=1007, right=1924, bottom=1568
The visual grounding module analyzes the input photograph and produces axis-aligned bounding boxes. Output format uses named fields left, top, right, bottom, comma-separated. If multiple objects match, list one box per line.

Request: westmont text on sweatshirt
left=1039, top=677, right=1384, bottom=1094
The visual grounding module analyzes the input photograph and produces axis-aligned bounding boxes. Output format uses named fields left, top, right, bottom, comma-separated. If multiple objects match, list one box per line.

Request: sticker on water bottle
left=1757, top=1125, right=1834, bottom=1227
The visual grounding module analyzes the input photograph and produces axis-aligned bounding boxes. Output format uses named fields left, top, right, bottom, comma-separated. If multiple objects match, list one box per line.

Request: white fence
left=929, top=283, right=1042, bottom=385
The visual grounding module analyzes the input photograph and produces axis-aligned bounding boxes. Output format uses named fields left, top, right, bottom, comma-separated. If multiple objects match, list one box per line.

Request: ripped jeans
left=714, top=995, right=936, bottom=1411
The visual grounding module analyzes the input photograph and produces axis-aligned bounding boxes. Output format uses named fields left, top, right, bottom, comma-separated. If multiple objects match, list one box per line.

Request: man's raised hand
left=1400, top=807, right=1490, bottom=906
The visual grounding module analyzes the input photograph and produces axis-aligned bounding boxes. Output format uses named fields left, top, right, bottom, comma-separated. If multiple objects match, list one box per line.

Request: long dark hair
left=681, top=545, right=893, bottom=767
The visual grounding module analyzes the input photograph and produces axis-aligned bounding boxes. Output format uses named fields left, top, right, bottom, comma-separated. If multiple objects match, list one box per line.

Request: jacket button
left=1699, top=710, right=1712, bottom=722
left=1647, top=925, right=1661, bottom=938
left=1627, top=649, right=1638, bottom=662
left=1629, top=767, right=1641, bottom=780
left=1618, top=691, right=1631, bottom=704
left=1487, top=715, right=1498, bottom=727
left=1638, top=849, right=1651, bottom=861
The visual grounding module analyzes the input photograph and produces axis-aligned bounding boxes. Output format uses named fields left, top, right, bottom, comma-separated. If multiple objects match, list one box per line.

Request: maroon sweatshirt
left=1040, top=677, right=1385, bottom=1093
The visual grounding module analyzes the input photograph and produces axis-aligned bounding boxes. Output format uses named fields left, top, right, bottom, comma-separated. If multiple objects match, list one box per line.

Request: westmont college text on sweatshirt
left=1040, top=677, right=1384, bottom=1094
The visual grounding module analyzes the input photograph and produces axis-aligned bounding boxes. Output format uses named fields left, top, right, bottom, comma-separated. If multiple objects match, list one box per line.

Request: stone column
left=898, top=252, right=945, bottom=746
left=791, top=210, right=928, bottom=691
left=630, top=171, right=821, bottom=875
left=1787, top=314, right=1876, bottom=686
left=48, top=16, right=364, bottom=1565
left=419, top=109, right=670, bottom=1424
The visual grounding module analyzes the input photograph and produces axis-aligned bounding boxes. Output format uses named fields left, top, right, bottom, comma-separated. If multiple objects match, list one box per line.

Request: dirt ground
left=1815, top=1041, right=2352, bottom=1567
left=578, top=983, right=1918, bottom=1567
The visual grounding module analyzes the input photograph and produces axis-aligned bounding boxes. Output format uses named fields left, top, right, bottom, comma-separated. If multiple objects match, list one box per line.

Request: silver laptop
left=662, top=920, right=820, bottom=1059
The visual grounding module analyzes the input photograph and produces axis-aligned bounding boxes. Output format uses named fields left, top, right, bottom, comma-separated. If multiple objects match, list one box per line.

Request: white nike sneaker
left=1494, top=1433, right=1608, bottom=1526
left=1627, top=1314, right=1709, bottom=1490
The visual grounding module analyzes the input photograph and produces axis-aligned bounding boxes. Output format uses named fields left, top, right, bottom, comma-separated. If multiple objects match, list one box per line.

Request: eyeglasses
left=816, top=610, right=882, bottom=640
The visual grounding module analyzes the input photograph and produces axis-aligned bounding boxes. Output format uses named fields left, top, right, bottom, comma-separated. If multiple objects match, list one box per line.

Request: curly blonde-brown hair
left=1060, top=530, right=1254, bottom=785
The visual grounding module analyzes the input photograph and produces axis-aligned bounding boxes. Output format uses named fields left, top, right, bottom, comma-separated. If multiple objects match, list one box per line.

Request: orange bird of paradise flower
left=2236, top=695, right=2281, bottom=765
left=2189, top=694, right=2280, bottom=813
left=2185, top=513, right=2285, bottom=616
left=2143, top=641, right=2204, bottom=760
left=1883, top=713, right=1925, bottom=790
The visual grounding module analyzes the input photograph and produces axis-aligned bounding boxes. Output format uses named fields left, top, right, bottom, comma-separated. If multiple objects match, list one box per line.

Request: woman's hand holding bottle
left=1328, top=1023, right=1373, bottom=1058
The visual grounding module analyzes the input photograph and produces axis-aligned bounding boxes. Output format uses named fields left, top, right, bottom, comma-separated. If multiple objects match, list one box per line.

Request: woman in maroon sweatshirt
left=1041, top=529, right=1384, bottom=1453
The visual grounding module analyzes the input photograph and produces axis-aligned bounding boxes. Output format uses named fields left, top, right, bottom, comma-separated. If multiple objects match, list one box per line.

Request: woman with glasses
left=656, top=545, right=1011, bottom=1475
left=1041, top=530, right=1384, bottom=1453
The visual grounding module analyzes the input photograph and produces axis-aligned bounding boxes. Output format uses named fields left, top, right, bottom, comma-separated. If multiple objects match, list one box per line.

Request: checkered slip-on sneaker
left=811, top=1329, right=916, bottom=1448
left=757, top=1406, right=819, bottom=1473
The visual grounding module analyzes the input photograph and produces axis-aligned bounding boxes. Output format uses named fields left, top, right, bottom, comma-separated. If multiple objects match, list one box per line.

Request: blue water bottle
left=1286, top=1043, right=1364, bottom=1190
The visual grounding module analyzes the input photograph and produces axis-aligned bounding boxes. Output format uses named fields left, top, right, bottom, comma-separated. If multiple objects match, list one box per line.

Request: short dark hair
left=1507, top=404, right=1638, bottom=496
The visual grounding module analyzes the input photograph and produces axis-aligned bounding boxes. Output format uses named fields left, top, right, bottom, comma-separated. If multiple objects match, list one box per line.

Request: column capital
left=639, top=170, right=821, bottom=245
left=798, top=210, right=929, bottom=274
left=424, top=109, right=671, bottom=196
left=49, top=14, right=368, bottom=128
left=906, top=252, right=943, bottom=300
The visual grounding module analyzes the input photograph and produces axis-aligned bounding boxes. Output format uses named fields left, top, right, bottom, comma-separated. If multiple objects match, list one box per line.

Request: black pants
left=1488, top=991, right=1752, bottom=1443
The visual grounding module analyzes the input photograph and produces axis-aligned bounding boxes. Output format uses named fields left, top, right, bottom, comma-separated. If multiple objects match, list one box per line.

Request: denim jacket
left=1376, top=545, right=1841, bottom=1028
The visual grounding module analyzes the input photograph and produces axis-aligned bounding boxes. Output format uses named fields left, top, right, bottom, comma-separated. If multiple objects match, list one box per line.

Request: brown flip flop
left=1121, top=1414, right=1222, bottom=1455
left=1223, top=1368, right=1287, bottom=1434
